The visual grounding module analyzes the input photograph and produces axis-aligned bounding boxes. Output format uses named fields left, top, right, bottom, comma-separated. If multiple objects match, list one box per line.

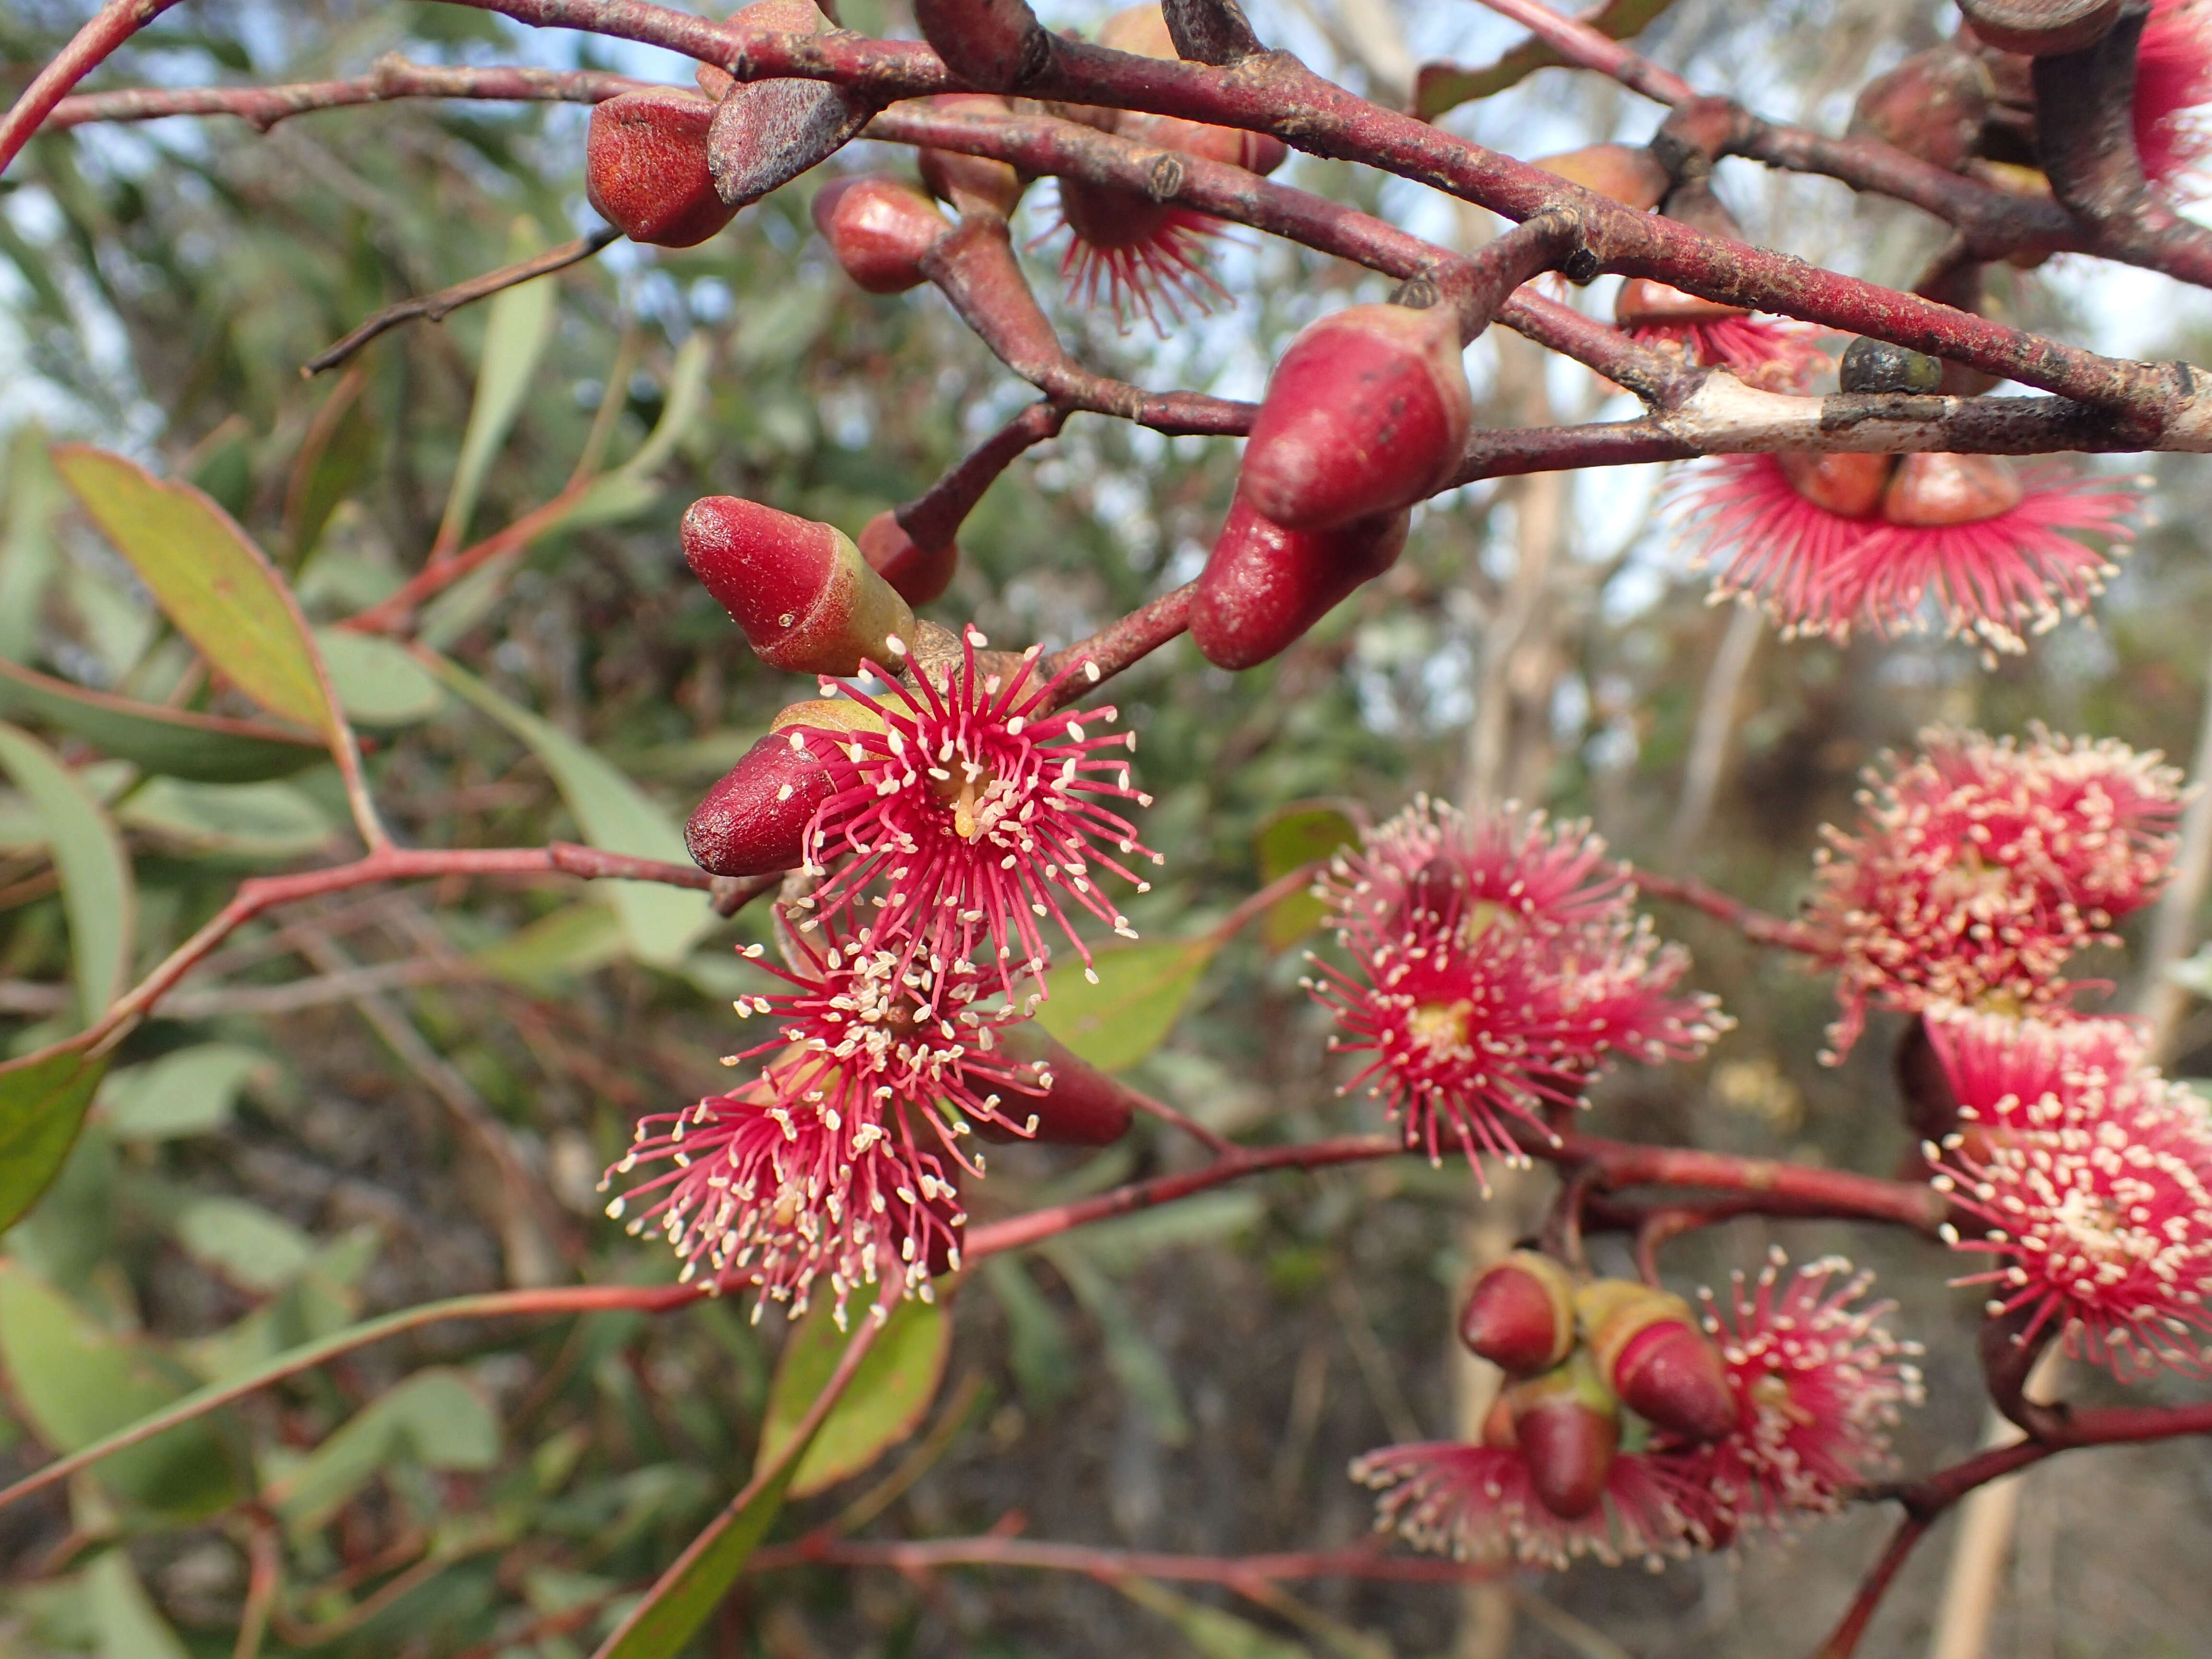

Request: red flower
left=1926, top=1007, right=2212, bottom=1379
left=1047, top=188, right=1230, bottom=334
left=602, top=926, right=1036, bottom=1323
left=792, top=626, right=1158, bottom=1000
left=1696, top=1250, right=1924, bottom=1526
left=1671, top=453, right=2140, bottom=656
left=2137, top=0, right=2212, bottom=190
left=1306, top=800, right=1727, bottom=1177
left=1352, top=1440, right=1720, bottom=1570
left=1807, top=727, right=2183, bottom=1056
left=1624, top=314, right=1830, bottom=390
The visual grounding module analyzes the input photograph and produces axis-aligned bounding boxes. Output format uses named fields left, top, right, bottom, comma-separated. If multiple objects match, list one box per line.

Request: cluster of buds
left=1357, top=1250, right=1922, bottom=1566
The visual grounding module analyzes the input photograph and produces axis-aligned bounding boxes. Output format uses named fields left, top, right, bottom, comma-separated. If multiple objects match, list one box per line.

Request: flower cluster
left=1354, top=1250, right=1921, bottom=1567
left=1807, top=726, right=2184, bottom=1057
left=1304, top=798, right=1729, bottom=1178
left=1925, top=1007, right=2212, bottom=1379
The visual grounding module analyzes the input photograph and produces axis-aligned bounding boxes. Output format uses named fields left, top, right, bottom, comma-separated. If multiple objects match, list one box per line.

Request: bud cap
left=682, top=496, right=916, bottom=675
left=1458, top=1250, right=1579, bottom=1377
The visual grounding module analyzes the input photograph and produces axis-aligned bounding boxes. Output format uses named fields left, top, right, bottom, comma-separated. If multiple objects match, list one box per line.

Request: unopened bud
left=1777, top=452, right=1896, bottom=519
left=1459, top=1250, right=1578, bottom=1377
left=918, top=93, right=1031, bottom=217
left=586, top=89, right=736, bottom=247
left=1847, top=44, right=1993, bottom=173
left=1190, top=495, right=1409, bottom=669
left=812, top=176, right=950, bottom=293
left=1238, top=303, right=1473, bottom=532
left=683, top=497, right=915, bottom=675
left=687, top=716, right=841, bottom=875
left=1577, top=1280, right=1737, bottom=1443
left=913, top=0, right=1053, bottom=91
left=1534, top=142, right=1670, bottom=210
left=980, top=1022, right=1139, bottom=1145
left=1615, top=277, right=1746, bottom=327
left=857, top=510, right=960, bottom=606
left=1507, top=1350, right=1620, bottom=1520
left=1959, top=0, right=2121, bottom=57
left=1881, top=452, right=2024, bottom=526
left=708, top=0, right=872, bottom=209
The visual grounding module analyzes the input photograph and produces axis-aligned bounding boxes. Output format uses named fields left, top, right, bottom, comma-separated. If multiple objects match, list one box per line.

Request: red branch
left=0, top=0, right=186, bottom=177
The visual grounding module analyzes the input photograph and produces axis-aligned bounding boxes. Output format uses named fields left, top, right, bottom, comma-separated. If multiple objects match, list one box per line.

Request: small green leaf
left=596, top=1458, right=802, bottom=1659
left=1063, top=1191, right=1264, bottom=1275
left=431, top=657, right=709, bottom=965
left=0, top=1043, right=108, bottom=1233
left=1115, top=1578, right=1313, bottom=1659
left=0, top=722, right=136, bottom=1027
left=82, top=1548, right=192, bottom=1659
left=1255, top=802, right=1358, bottom=953
left=117, top=777, right=337, bottom=861
left=0, top=1263, right=237, bottom=1517
left=759, top=1293, right=951, bottom=1497
left=1036, top=938, right=1218, bottom=1071
left=270, top=1368, right=500, bottom=1534
left=313, top=628, right=445, bottom=727
left=174, top=1197, right=315, bottom=1295
left=0, top=657, right=325, bottom=782
left=50, top=445, right=335, bottom=737
left=438, top=217, right=558, bottom=551
left=284, top=368, right=377, bottom=564
left=0, top=426, right=62, bottom=664
left=100, top=1043, right=270, bottom=1142
left=980, top=1256, right=1075, bottom=1410
left=1047, top=1246, right=1188, bottom=1445
left=471, top=901, right=625, bottom=991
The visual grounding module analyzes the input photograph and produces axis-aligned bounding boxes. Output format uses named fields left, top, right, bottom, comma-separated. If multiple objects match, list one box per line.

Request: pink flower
left=792, top=626, right=1159, bottom=1000
left=602, top=926, right=1037, bottom=1322
left=1671, top=453, right=2140, bottom=656
left=1352, top=1440, right=1720, bottom=1570
left=2137, top=0, right=2212, bottom=190
left=1696, top=1251, right=1924, bottom=1526
left=1047, top=184, right=1229, bottom=334
left=1808, top=727, right=2184, bottom=1056
left=1623, top=314, right=1830, bottom=391
left=1926, top=1007, right=2212, bottom=1379
left=1305, top=801, right=1727, bottom=1176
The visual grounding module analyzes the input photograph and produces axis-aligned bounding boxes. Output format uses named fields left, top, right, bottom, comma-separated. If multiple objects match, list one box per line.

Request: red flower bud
left=975, top=1021, right=1139, bottom=1145
left=1577, top=1280, right=1737, bottom=1444
left=857, top=511, right=959, bottom=607
left=684, top=704, right=847, bottom=874
left=1190, top=495, right=1409, bottom=669
left=1777, top=451, right=1896, bottom=519
left=1881, top=452, right=2026, bottom=526
left=1614, top=277, right=1748, bottom=327
left=1959, top=0, right=2121, bottom=58
left=811, top=176, right=949, bottom=293
left=1507, top=1350, right=1620, bottom=1520
left=1458, top=1250, right=1578, bottom=1377
left=1238, top=303, right=1473, bottom=532
left=1533, top=142, right=1671, bottom=210
left=682, top=497, right=915, bottom=675
left=1848, top=45, right=1993, bottom=172
left=918, top=93, right=1031, bottom=217
left=913, top=0, right=1053, bottom=91
left=707, top=0, right=872, bottom=210
left=585, top=89, right=735, bottom=248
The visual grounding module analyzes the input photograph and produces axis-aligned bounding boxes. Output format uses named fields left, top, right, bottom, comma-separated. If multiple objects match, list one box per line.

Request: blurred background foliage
left=1, top=0, right=2212, bottom=1655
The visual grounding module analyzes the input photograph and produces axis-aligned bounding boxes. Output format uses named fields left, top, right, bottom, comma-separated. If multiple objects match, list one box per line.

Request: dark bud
left=978, top=1021, right=1140, bottom=1146
left=1190, top=495, right=1409, bottom=669
left=1838, top=336, right=1946, bottom=394
left=586, top=89, right=736, bottom=247
left=1848, top=45, right=1993, bottom=172
left=858, top=510, right=959, bottom=606
left=811, top=176, right=950, bottom=293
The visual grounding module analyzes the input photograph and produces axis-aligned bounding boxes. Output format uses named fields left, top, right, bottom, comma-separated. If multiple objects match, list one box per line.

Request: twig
left=895, top=400, right=1069, bottom=553
left=1465, top=0, right=1696, bottom=106
left=1037, top=583, right=1197, bottom=706
left=304, top=227, right=621, bottom=376
left=1630, top=868, right=1834, bottom=953
left=748, top=1530, right=1504, bottom=1585
left=0, top=0, right=188, bottom=178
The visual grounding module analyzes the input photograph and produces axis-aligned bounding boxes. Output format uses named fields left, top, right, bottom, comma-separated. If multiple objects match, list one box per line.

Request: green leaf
left=438, top=216, right=558, bottom=551
left=1255, top=802, right=1358, bottom=953
left=1046, top=1246, right=1188, bottom=1445
left=1035, top=938, right=1218, bottom=1071
left=758, top=1293, right=951, bottom=1498
left=0, top=426, right=62, bottom=664
left=117, top=777, right=337, bottom=861
left=0, top=1263, right=237, bottom=1517
left=1062, top=1191, right=1264, bottom=1275
left=82, top=1549, right=192, bottom=1659
left=0, top=1044, right=108, bottom=1233
left=50, top=445, right=336, bottom=738
left=431, top=658, right=709, bottom=965
left=0, top=657, right=326, bottom=782
left=1116, top=1578, right=1313, bottom=1659
left=175, top=1197, right=315, bottom=1295
left=596, top=1457, right=802, bottom=1659
left=980, top=1256, right=1075, bottom=1410
left=471, top=900, right=625, bottom=991
left=0, top=722, right=136, bottom=1027
left=312, top=627, right=445, bottom=727
left=270, top=1368, right=499, bottom=1534
left=100, top=1043, right=271, bottom=1142
left=284, top=368, right=377, bottom=564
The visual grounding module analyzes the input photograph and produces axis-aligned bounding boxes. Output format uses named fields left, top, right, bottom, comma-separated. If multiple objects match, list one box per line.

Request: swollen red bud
left=977, top=1021, right=1139, bottom=1146
left=1881, top=452, right=2025, bottom=527
left=586, top=89, right=736, bottom=248
left=1777, top=451, right=1896, bottom=519
left=1577, top=1280, right=1737, bottom=1443
left=857, top=511, right=959, bottom=606
left=811, top=176, right=949, bottom=293
left=682, top=497, right=915, bottom=675
left=1533, top=142, right=1670, bottom=210
left=685, top=709, right=842, bottom=874
left=708, top=0, right=872, bottom=209
left=1190, top=495, right=1409, bottom=669
left=1458, top=1250, right=1578, bottom=1377
left=1238, top=303, right=1473, bottom=533
left=1848, top=45, right=1993, bottom=172
left=1507, top=1350, right=1620, bottom=1520
left=917, top=93, right=1031, bottom=217
left=913, top=0, right=1053, bottom=91
left=1614, top=277, right=1747, bottom=327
